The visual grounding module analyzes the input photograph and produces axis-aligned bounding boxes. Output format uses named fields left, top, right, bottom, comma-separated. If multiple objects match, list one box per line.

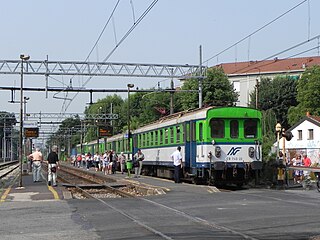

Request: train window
left=244, top=119, right=257, bottom=138
left=146, top=132, right=150, bottom=146
left=160, top=129, right=163, bottom=144
left=143, top=133, right=146, bottom=147
left=230, top=120, right=239, bottom=138
left=150, top=132, right=154, bottom=146
left=176, top=126, right=180, bottom=143
left=155, top=131, right=158, bottom=145
left=199, top=122, right=203, bottom=141
left=210, top=119, right=224, bottom=138
left=185, top=124, right=190, bottom=142
left=170, top=127, right=174, bottom=143
left=124, top=139, right=127, bottom=151
left=164, top=129, right=169, bottom=144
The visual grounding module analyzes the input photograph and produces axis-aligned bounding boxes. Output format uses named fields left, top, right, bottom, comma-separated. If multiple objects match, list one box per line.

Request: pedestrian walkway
left=0, top=172, right=61, bottom=202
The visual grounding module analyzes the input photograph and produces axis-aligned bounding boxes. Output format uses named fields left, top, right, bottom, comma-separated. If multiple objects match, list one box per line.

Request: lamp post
left=275, top=123, right=282, bottom=163
left=17, top=54, right=30, bottom=189
left=23, top=96, right=31, bottom=168
left=127, top=83, right=134, bottom=161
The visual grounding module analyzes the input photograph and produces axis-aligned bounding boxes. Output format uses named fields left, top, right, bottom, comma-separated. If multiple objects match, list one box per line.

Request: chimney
left=306, top=111, right=310, bottom=117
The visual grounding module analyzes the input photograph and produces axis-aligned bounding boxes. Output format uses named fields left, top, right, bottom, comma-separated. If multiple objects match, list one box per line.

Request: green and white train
left=76, top=106, right=263, bottom=186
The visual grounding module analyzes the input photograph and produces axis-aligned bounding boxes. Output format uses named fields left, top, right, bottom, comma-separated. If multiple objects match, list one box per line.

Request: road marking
left=48, top=186, right=60, bottom=200
left=8, top=192, right=38, bottom=201
left=0, top=187, right=11, bottom=203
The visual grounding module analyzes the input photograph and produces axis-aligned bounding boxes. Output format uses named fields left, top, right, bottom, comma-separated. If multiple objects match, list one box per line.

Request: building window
left=308, top=129, right=314, bottom=140
left=233, top=81, right=240, bottom=92
left=297, top=130, right=302, bottom=140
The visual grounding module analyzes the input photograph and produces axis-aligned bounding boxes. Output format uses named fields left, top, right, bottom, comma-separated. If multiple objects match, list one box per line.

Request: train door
left=184, top=121, right=197, bottom=175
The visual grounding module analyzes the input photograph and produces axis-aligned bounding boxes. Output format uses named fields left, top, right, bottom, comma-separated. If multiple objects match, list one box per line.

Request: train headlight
left=215, top=146, right=221, bottom=158
left=211, top=140, right=215, bottom=145
left=248, top=147, right=255, bottom=158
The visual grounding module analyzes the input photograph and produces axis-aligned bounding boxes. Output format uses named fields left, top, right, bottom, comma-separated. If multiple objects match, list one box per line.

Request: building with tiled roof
left=277, top=113, right=320, bottom=164
left=216, top=56, right=320, bottom=107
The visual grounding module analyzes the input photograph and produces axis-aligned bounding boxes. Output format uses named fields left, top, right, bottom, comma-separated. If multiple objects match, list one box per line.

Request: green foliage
left=288, top=65, right=320, bottom=125
left=259, top=109, right=277, bottom=164
left=250, top=76, right=297, bottom=129
left=84, top=95, right=125, bottom=141
left=46, top=115, right=81, bottom=153
left=178, top=67, right=238, bottom=110
left=0, top=112, right=17, bottom=138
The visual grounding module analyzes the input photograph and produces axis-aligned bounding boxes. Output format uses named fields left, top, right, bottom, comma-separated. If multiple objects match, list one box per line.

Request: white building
left=278, top=114, right=320, bottom=164
left=217, top=56, right=320, bottom=106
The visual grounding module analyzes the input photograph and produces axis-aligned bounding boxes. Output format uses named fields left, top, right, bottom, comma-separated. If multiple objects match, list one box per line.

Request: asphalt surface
left=1, top=170, right=320, bottom=239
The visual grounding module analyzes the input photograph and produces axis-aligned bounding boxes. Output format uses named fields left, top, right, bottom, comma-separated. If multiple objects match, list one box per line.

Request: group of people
left=73, top=149, right=145, bottom=178
left=28, top=145, right=60, bottom=187
left=290, top=153, right=312, bottom=184
left=28, top=145, right=185, bottom=186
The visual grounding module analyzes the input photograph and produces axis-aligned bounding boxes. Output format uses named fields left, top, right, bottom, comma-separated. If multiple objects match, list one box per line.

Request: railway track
left=0, top=161, right=19, bottom=180
left=58, top=164, right=164, bottom=199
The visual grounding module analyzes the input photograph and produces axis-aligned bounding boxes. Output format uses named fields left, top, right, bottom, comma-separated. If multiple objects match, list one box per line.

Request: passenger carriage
left=76, top=106, right=263, bottom=186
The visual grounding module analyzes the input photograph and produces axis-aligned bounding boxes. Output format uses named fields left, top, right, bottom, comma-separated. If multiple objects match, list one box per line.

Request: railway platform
left=1, top=172, right=62, bottom=202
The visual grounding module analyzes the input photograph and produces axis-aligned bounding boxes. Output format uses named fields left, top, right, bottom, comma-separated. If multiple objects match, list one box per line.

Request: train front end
left=205, top=107, right=262, bottom=186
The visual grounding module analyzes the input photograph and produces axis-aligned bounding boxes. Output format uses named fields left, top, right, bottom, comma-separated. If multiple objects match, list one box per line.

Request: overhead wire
left=204, top=0, right=308, bottom=65
left=225, top=35, right=320, bottom=75
left=58, top=0, right=121, bottom=114
left=62, top=0, right=159, bottom=112
left=224, top=35, right=320, bottom=74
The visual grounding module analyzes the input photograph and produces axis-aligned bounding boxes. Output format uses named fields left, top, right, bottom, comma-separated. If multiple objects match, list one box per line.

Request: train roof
left=78, top=106, right=261, bottom=145
left=134, top=107, right=211, bottom=133
left=133, top=106, right=261, bottom=133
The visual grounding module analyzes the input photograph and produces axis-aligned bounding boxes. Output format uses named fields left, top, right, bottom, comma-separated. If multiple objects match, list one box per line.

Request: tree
left=178, top=67, right=238, bottom=110
left=46, top=115, right=81, bottom=156
left=249, top=76, right=297, bottom=129
left=84, top=95, right=125, bottom=141
left=288, top=65, right=320, bottom=125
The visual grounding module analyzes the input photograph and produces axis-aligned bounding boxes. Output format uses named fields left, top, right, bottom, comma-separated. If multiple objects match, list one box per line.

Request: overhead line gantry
left=0, top=60, right=205, bottom=78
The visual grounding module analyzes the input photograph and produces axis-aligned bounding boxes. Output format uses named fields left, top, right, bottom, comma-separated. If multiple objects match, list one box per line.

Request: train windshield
left=210, top=119, right=224, bottom=138
left=244, top=119, right=258, bottom=138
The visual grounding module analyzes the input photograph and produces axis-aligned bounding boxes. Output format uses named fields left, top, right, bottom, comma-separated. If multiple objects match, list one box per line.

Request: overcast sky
left=1, top=0, right=319, bottom=117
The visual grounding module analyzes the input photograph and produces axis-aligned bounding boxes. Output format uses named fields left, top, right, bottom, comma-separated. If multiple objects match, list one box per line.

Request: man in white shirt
left=171, top=146, right=182, bottom=183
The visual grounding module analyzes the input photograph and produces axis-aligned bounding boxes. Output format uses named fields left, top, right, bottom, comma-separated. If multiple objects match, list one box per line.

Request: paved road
left=67, top=184, right=320, bottom=240
left=1, top=172, right=320, bottom=239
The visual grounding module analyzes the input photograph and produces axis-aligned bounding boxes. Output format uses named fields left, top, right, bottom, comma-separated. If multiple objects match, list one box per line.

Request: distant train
left=75, top=106, right=263, bottom=186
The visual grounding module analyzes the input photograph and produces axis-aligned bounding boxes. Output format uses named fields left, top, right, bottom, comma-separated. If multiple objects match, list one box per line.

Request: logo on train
left=227, top=147, right=241, bottom=156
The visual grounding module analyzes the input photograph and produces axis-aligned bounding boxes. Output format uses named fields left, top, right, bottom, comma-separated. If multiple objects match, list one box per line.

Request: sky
left=0, top=0, right=319, bottom=121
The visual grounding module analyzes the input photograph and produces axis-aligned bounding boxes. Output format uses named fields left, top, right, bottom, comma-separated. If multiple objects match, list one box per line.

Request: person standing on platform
left=28, top=147, right=43, bottom=182
left=126, top=156, right=133, bottom=178
left=118, top=152, right=126, bottom=174
left=302, top=153, right=312, bottom=180
left=47, top=145, right=60, bottom=187
left=134, top=149, right=144, bottom=177
left=94, top=152, right=100, bottom=171
left=171, top=146, right=183, bottom=183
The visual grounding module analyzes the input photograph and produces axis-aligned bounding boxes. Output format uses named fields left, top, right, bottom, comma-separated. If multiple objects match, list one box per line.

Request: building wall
left=229, top=72, right=301, bottom=107
left=279, top=120, right=320, bottom=164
